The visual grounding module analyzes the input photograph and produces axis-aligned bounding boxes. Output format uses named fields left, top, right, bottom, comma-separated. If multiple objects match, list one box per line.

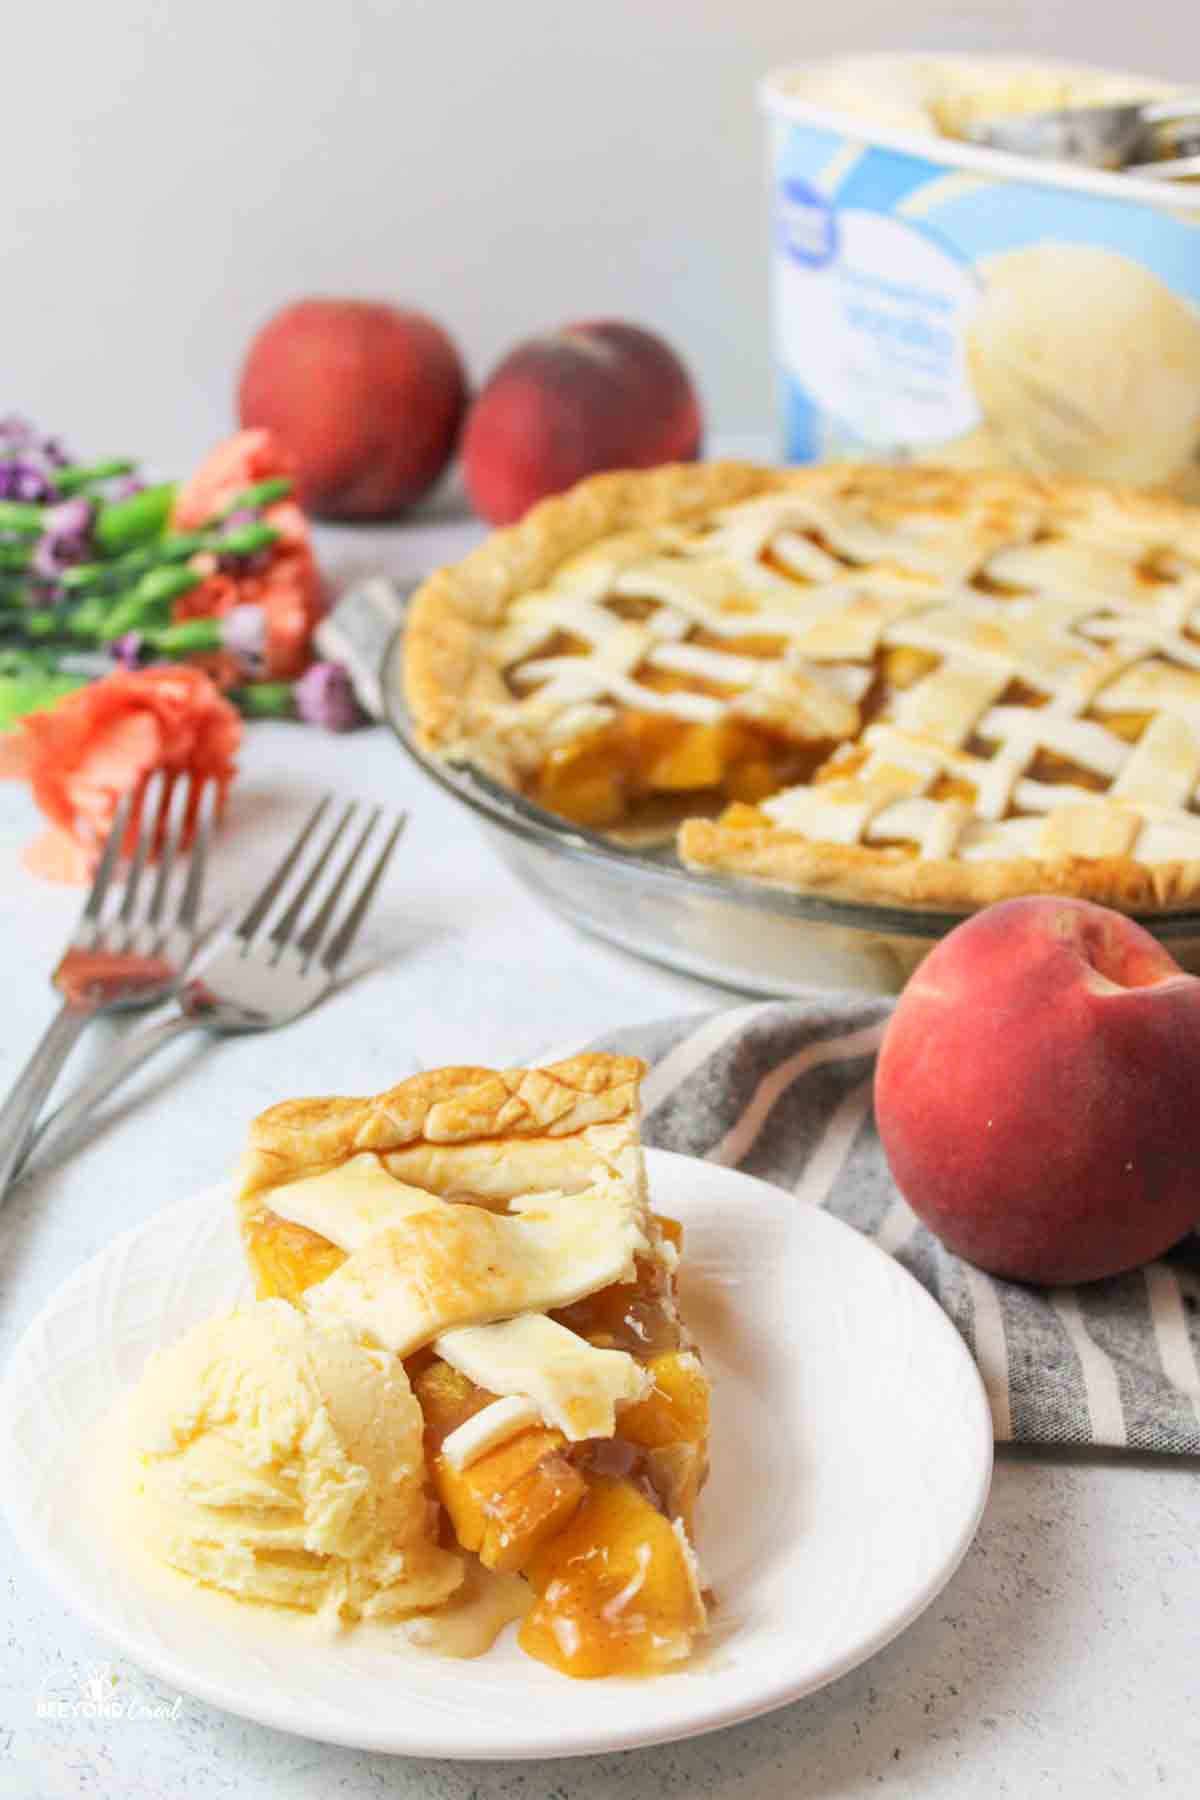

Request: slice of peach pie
left=233, top=1054, right=710, bottom=1678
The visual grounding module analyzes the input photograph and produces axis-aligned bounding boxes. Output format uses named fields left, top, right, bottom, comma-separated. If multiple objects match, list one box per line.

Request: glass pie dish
left=381, top=626, right=1200, bottom=996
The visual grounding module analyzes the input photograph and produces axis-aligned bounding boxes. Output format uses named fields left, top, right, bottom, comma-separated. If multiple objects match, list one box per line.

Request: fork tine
left=176, top=777, right=213, bottom=935
left=321, top=813, right=407, bottom=973
left=80, top=789, right=134, bottom=927
left=146, top=775, right=185, bottom=931
left=237, top=793, right=332, bottom=942
left=268, top=801, right=358, bottom=950
left=118, top=772, right=166, bottom=926
left=295, top=806, right=381, bottom=963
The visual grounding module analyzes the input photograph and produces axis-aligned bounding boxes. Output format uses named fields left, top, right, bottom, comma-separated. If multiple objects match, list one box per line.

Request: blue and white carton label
left=766, top=118, right=1200, bottom=498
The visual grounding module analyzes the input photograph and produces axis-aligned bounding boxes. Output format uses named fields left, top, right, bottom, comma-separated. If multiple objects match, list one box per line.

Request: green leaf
left=61, top=529, right=207, bottom=594
left=144, top=618, right=222, bottom=654
left=227, top=681, right=295, bottom=719
left=93, top=482, right=176, bottom=555
left=215, top=476, right=293, bottom=520
left=218, top=520, right=279, bottom=556
left=53, top=458, right=138, bottom=496
left=0, top=501, right=45, bottom=533
left=0, top=671, right=88, bottom=731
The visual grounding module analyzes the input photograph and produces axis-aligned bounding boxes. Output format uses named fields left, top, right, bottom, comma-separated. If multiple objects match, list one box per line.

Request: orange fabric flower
left=1, top=666, right=241, bottom=882
left=171, top=428, right=293, bottom=531
left=172, top=430, right=323, bottom=678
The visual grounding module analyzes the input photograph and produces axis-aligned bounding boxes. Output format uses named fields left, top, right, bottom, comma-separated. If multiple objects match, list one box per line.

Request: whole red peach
left=461, top=320, right=702, bottom=525
left=237, top=299, right=467, bottom=519
left=875, top=896, right=1200, bottom=1285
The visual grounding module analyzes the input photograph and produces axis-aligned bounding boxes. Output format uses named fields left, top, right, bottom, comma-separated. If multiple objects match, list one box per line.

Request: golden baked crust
left=236, top=1054, right=646, bottom=1207
left=403, top=460, right=1200, bottom=915
left=406, top=464, right=767, bottom=753
left=678, top=819, right=1200, bottom=912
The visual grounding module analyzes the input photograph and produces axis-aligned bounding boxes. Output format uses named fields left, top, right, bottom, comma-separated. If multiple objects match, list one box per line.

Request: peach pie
left=234, top=1054, right=710, bottom=1678
left=404, top=461, right=1200, bottom=912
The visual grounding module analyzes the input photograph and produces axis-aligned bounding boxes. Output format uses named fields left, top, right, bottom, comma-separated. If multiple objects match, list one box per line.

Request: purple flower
left=114, top=475, right=146, bottom=500
left=294, top=662, right=366, bottom=732
left=32, top=497, right=94, bottom=586
left=0, top=459, right=55, bottom=502
left=0, top=417, right=75, bottom=501
left=110, top=632, right=144, bottom=670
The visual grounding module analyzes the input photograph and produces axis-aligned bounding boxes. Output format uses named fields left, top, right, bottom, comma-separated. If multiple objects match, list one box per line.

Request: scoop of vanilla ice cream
left=965, top=245, right=1200, bottom=488
left=128, top=1299, right=462, bottom=1624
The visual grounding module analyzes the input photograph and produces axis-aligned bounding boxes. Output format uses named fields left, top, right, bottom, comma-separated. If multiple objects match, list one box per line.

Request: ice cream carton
left=761, top=53, right=1200, bottom=498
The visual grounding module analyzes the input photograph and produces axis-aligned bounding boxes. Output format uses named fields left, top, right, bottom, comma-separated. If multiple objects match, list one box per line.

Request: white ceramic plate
left=0, top=1150, right=991, bottom=1759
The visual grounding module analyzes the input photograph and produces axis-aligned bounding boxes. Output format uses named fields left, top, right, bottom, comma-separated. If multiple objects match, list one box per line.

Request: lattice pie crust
left=404, top=462, right=1200, bottom=911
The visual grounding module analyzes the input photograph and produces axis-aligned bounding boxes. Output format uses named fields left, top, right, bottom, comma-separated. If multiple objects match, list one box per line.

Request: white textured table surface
left=1, top=504, right=1198, bottom=1799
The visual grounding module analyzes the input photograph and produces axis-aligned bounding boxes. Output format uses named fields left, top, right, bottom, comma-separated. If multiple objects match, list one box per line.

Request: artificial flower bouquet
left=0, top=420, right=363, bottom=879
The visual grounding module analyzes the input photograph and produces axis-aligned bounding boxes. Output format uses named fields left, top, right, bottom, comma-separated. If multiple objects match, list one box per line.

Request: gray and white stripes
left=591, top=1001, right=1200, bottom=1453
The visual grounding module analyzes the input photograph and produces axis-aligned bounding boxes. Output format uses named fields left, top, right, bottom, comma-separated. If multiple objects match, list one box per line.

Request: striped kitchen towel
left=591, top=999, right=1200, bottom=1454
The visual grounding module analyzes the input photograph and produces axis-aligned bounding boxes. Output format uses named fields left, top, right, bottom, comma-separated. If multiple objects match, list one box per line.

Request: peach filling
left=520, top=638, right=1047, bottom=834
left=508, top=528, right=1195, bottom=851
left=519, top=1475, right=706, bottom=1678
left=530, top=706, right=827, bottom=829
left=240, top=1209, right=345, bottom=1306
left=241, top=1202, right=709, bottom=1677
left=708, top=663, right=1162, bottom=853
left=415, top=1359, right=585, bottom=1575
left=515, top=622, right=834, bottom=829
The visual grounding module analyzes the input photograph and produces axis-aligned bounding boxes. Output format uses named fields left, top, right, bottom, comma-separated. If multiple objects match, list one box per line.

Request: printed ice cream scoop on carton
left=762, top=53, right=1200, bottom=499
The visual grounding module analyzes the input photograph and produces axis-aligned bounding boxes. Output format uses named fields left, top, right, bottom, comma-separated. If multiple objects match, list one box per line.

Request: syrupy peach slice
left=528, top=698, right=818, bottom=831
left=241, top=1210, right=346, bottom=1304
left=473, top=1453, right=586, bottom=1574
left=618, top=1351, right=710, bottom=1531
left=551, top=1251, right=682, bottom=1358
left=620, top=1351, right=709, bottom=1452
left=648, top=721, right=732, bottom=792
left=518, top=1474, right=705, bottom=1678
left=724, top=756, right=785, bottom=803
left=414, top=1358, right=488, bottom=1442
left=436, top=1434, right=586, bottom=1574
left=414, top=1359, right=586, bottom=1574
left=536, top=764, right=625, bottom=829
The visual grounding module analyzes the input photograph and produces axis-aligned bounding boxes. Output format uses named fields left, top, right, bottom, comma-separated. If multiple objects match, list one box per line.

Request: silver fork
left=23, top=793, right=405, bottom=1173
left=0, top=772, right=212, bottom=1201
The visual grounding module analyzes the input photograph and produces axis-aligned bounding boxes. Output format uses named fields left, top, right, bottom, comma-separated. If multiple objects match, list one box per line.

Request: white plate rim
left=0, top=1150, right=993, bottom=1759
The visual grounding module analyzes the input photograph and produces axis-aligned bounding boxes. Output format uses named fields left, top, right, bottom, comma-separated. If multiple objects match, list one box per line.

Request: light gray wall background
left=7, top=1, right=1195, bottom=472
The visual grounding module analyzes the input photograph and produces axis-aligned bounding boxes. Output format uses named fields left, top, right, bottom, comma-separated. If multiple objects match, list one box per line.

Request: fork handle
left=0, top=1002, right=94, bottom=1202
left=20, top=1010, right=199, bottom=1174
